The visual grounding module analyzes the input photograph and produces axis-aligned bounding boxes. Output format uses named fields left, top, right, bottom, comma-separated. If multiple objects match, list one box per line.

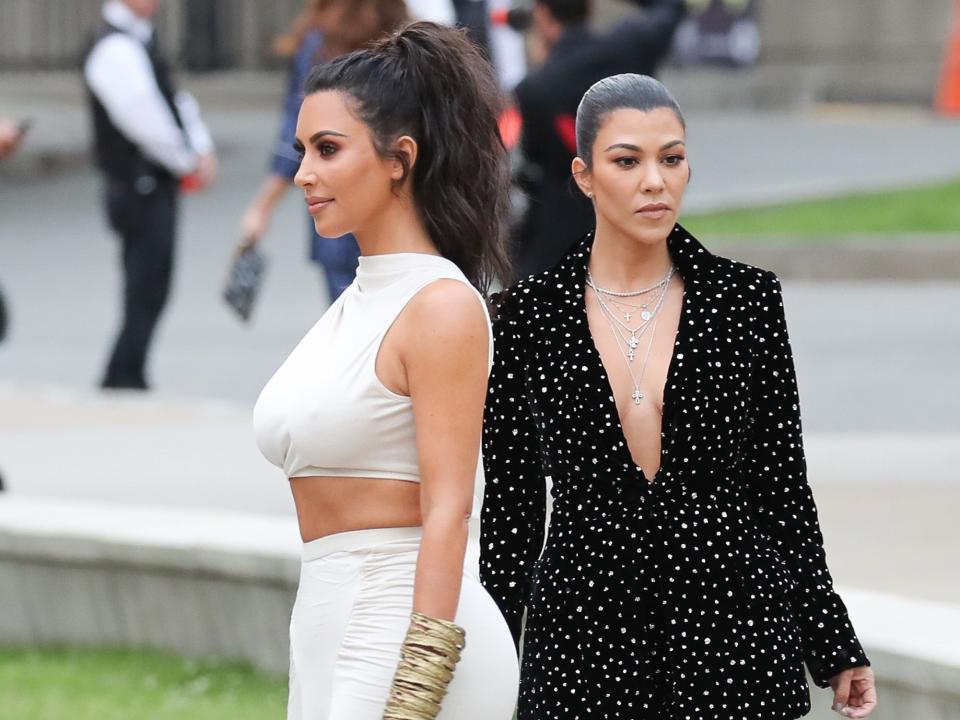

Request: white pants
left=288, top=527, right=519, bottom=720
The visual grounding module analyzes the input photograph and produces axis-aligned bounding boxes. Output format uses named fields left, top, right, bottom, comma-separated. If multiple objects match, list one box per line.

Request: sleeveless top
left=252, top=252, right=494, bottom=527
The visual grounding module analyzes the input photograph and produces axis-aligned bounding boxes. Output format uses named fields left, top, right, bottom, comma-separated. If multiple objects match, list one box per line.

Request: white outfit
left=288, top=527, right=518, bottom=720
left=253, top=252, right=519, bottom=720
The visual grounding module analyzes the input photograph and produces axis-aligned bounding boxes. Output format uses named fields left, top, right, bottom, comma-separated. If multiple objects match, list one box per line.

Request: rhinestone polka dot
left=480, top=226, right=869, bottom=720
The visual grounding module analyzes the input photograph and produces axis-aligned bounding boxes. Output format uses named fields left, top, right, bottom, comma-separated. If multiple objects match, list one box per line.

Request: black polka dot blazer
left=480, top=226, right=869, bottom=719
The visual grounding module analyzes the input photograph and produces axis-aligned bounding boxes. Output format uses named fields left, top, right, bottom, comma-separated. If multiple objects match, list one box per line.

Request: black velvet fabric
left=480, top=225, right=868, bottom=720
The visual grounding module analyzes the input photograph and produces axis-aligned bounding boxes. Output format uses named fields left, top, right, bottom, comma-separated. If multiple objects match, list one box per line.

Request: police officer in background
left=84, top=0, right=216, bottom=390
left=513, top=0, right=686, bottom=277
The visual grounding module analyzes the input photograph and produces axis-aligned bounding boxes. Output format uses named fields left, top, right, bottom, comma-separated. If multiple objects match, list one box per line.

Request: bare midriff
left=290, top=475, right=422, bottom=542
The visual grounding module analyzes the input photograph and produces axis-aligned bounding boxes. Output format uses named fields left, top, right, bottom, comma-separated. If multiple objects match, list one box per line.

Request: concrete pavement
left=1, top=382, right=959, bottom=610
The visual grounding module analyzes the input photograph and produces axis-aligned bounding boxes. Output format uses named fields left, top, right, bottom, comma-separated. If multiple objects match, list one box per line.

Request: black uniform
left=514, top=0, right=686, bottom=277
left=480, top=227, right=869, bottom=719
left=84, top=20, right=192, bottom=390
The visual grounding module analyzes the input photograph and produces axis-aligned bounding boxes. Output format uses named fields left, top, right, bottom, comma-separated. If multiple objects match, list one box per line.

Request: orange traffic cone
left=936, top=0, right=960, bottom=115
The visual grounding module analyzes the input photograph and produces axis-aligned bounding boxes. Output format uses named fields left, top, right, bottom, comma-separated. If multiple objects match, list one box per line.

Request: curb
left=707, top=235, right=960, bottom=280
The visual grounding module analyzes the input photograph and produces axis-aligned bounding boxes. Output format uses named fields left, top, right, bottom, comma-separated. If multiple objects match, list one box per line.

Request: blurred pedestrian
left=512, top=0, right=686, bottom=277
left=84, top=0, right=217, bottom=390
left=240, top=0, right=416, bottom=303
left=0, top=117, right=26, bottom=490
left=253, top=22, right=518, bottom=719
left=0, top=117, right=25, bottom=346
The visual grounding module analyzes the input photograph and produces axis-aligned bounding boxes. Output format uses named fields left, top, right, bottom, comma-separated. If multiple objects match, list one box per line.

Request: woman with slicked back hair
left=481, top=74, right=877, bottom=719
left=253, top=21, right=518, bottom=720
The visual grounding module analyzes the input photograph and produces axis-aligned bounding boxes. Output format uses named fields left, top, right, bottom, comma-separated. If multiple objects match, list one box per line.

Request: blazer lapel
left=532, top=225, right=718, bottom=485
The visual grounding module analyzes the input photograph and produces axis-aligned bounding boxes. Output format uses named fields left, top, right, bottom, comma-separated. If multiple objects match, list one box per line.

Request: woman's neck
left=354, top=194, right=438, bottom=257
left=588, top=222, right=673, bottom=292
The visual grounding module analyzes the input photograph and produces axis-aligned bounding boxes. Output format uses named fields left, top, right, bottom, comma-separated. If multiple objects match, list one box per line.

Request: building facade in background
left=0, top=0, right=954, bottom=104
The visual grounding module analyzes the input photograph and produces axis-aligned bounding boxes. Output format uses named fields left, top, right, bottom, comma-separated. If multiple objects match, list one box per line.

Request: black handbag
left=223, top=247, right=267, bottom=322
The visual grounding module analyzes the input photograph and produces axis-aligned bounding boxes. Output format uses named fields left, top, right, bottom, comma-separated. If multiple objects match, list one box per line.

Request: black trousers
left=101, top=177, right=178, bottom=389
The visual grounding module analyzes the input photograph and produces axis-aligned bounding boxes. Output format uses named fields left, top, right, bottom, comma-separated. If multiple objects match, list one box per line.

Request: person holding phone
left=1, top=117, right=28, bottom=344
left=0, top=115, right=27, bottom=489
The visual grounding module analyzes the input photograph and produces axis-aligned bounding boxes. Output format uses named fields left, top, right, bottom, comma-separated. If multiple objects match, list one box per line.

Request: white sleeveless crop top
left=252, top=252, right=494, bottom=489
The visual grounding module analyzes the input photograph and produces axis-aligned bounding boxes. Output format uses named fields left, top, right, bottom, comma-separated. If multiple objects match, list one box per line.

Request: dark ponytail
left=304, top=21, right=512, bottom=293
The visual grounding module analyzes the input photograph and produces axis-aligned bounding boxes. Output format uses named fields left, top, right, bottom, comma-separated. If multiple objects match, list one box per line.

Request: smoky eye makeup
left=316, top=141, right=338, bottom=157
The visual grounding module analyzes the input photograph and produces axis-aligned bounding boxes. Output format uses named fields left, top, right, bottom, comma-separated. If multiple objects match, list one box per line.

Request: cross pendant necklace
left=631, top=388, right=644, bottom=405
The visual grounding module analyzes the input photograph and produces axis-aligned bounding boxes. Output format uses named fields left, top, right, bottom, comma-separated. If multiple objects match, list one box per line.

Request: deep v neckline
left=577, top=263, right=690, bottom=485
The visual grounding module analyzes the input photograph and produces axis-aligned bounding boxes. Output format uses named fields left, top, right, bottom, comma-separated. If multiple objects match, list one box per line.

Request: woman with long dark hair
left=253, top=22, right=518, bottom=720
left=480, top=73, right=877, bottom=719
left=239, top=0, right=407, bottom=302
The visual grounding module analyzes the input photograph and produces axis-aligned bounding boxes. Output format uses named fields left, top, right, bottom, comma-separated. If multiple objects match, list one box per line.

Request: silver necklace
left=585, top=268, right=672, bottom=298
left=593, top=291, right=656, bottom=362
left=591, top=267, right=673, bottom=360
left=586, top=266, right=674, bottom=322
left=606, top=295, right=657, bottom=323
left=589, top=283, right=661, bottom=407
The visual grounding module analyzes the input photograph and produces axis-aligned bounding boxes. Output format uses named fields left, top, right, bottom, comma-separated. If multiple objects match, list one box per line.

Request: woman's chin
left=312, top=219, right=347, bottom=239
left=626, top=217, right=675, bottom=245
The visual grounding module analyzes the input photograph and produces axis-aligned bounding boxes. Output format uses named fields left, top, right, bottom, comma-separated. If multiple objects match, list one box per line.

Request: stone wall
left=2, top=495, right=959, bottom=719
left=598, top=0, right=955, bottom=106
left=0, top=497, right=300, bottom=673
left=2, top=0, right=955, bottom=103
left=0, top=0, right=303, bottom=70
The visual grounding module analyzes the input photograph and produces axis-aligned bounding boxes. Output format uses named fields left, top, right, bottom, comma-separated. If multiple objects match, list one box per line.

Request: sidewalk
left=1, top=382, right=958, bottom=608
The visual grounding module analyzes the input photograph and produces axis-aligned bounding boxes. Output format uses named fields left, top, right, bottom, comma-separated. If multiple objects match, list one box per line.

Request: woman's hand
left=0, top=119, right=24, bottom=159
left=830, top=665, right=877, bottom=717
left=241, top=201, right=270, bottom=247
left=239, top=174, right=291, bottom=249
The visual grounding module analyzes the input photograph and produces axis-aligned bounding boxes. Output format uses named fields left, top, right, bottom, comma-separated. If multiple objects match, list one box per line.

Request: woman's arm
left=239, top=34, right=316, bottom=247
left=404, top=280, right=491, bottom=619
left=746, top=271, right=870, bottom=688
left=479, top=293, right=548, bottom=648
left=240, top=173, right=291, bottom=245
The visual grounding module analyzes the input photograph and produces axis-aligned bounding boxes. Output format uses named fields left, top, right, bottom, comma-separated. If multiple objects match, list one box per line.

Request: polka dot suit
left=479, top=227, right=869, bottom=720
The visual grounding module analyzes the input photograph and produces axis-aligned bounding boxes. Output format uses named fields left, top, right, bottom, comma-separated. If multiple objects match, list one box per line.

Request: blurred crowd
left=2, top=0, right=685, bottom=393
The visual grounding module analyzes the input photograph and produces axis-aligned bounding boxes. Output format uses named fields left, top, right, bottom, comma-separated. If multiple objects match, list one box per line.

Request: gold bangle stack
left=382, top=611, right=467, bottom=720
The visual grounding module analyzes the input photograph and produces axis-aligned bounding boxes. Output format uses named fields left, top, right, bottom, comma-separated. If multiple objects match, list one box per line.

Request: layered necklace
left=586, top=264, right=674, bottom=407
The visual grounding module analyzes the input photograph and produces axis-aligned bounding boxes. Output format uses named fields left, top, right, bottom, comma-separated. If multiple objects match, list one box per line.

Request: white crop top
left=253, top=252, right=494, bottom=493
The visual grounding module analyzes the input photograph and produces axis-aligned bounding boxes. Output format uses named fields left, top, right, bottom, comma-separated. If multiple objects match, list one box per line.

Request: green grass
left=0, top=647, right=287, bottom=720
left=682, top=176, right=960, bottom=237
